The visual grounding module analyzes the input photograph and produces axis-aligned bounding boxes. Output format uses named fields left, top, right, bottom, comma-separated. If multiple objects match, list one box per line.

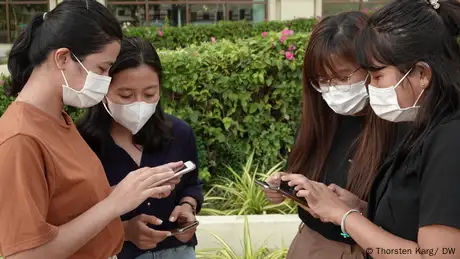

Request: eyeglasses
left=310, top=67, right=362, bottom=93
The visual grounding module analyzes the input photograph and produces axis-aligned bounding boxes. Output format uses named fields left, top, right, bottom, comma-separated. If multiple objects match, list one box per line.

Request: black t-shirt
left=298, top=115, right=408, bottom=245
left=298, top=115, right=363, bottom=245
left=367, top=111, right=460, bottom=255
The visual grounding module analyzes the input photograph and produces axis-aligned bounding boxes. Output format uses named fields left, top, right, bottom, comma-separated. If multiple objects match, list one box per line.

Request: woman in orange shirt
left=0, top=1, right=179, bottom=258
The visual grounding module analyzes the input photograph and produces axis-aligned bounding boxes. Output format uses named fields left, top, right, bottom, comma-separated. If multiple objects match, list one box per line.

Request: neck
left=16, top=68, right=64, bottom=120
left=111, top=121, right=135, bottom=146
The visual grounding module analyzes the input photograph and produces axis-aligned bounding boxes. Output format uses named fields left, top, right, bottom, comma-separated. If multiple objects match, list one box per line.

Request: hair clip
left=42, top=12, right=47, bottom=20
left=428, top=0, right=440, bottom=10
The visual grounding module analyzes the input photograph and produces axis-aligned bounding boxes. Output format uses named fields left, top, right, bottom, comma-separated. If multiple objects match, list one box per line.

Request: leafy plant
left=0, top=30, right=307, bottom=186
left=199, top=152, right=296, bottom=216
left=196, top=216, right=288, bottom=259
left=124, top=18, right=316, bottom=50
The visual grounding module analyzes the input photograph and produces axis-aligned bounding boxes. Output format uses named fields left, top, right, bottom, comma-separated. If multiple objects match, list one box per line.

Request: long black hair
left=6, top=0, right=122, bottom=96
left=356, top=0, right=460, bottom=151
left=77, top=37, right=173, bottom=154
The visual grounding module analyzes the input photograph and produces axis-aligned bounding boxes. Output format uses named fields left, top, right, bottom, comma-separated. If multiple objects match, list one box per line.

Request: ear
left=414, top=61, right=432, bottom=90
left=54, top=48, right=72, bottom=70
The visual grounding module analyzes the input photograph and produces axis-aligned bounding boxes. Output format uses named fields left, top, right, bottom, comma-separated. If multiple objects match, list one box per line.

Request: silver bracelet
left=340, top=209, right=361, bottom=238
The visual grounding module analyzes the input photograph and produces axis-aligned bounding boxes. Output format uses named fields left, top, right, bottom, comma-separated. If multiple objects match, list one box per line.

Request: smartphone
left=150, top=161, right=196, bottom=188
left=170, top=221, right=199, bottom=235
left=255, top=179, right=309, bottom=207
left=255, top=179, right=278, bottom=190
left=173, top=161, right=196, bottom=178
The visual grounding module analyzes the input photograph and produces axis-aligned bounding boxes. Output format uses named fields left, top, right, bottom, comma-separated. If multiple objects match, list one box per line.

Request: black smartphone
left=255, top=179, right=309, bottom=207
left=254, top=179, right=278, bottom=190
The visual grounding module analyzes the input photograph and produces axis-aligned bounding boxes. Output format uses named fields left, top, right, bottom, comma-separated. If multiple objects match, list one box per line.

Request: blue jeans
left=134, top=246, right=196, bottom=259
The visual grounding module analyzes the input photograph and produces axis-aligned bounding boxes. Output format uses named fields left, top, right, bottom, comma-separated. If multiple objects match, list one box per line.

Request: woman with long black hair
left=263, top=11, right=407, bottom=259
left=78, top=37, right=203, bottom=259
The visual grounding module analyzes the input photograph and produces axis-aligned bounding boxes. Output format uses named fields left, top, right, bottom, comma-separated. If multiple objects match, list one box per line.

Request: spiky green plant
left=196, top=216, right=288, bottom=259
left=199, top=152, right=296, bottom=216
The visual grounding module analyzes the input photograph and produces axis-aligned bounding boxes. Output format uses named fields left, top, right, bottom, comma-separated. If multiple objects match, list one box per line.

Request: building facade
left=0, top=0, right=390, bottom=43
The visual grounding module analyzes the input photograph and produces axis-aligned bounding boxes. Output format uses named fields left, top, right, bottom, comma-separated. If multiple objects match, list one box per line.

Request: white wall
left=268, top=0, right=321, bottom=20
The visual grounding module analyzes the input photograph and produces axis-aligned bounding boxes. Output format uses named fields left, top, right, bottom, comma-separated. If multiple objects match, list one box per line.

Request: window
left=322, top=0, right=391, bottom=17
left=0, top=2, right=48, bottom=43
left=107, top=0, right=268, bottom=27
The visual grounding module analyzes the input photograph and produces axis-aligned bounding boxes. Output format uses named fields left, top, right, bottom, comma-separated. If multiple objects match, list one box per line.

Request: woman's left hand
left=169, top=204, right=197, bottom=243
left=281, top=174, right=351, bottom=225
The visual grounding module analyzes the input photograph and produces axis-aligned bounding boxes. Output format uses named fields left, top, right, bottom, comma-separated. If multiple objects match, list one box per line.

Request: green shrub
left=0, top=30, right=307, bottom=184
left=124, top=18, right=316, bottom=50
left=159, top=30, right=306, bottom=181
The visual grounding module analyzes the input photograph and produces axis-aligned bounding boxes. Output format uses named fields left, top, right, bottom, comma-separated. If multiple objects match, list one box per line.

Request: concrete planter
left=195, top=214, right=300, bottom=254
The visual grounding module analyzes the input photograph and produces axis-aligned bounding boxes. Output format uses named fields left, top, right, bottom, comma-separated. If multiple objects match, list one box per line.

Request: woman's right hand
left=105, top=162, right=182, bottom=217
left=262, top=172, right=286, bottom=204
left=124, top=214, right=172, bottom=250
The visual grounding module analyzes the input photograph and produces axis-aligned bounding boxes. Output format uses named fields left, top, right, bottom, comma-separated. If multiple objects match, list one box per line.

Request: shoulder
left=417, top=113, right=460, bottom=170
left=167, top=114, right=194, bottom=138
left=423, top=115, right=460, bottom=149
left=0, top=134, right=44, bottom=160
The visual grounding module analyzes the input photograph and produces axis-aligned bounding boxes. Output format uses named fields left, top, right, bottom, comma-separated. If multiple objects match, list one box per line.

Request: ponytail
left=5, top=0, right=122, bottom=97
left=6, top=13, right=45, bottom=97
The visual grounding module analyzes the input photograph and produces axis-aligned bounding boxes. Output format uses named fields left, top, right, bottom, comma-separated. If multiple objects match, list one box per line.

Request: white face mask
left=61, top=54, right=112, bottom=108
left=103, top=98, right=158, bottom=135
left=368, top=68, right=424, bottom=122
left=320, top=75, right=369, bottom=115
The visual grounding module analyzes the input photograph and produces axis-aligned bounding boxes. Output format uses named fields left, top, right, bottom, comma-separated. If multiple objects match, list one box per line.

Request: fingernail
left=167, top=232, right=172, bottom=236
left=157, top=219, right=163, bottom=224
left=169, top=217, right=175, bottom=222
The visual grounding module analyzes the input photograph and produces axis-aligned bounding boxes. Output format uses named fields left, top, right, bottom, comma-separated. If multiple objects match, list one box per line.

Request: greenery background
left=0, top=19, right=313, bottom=188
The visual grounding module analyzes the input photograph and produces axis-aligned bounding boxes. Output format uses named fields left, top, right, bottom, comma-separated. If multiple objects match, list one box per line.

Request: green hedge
left=0, top=30, right=307, bottom=183
left=124, top=18, right=316, bottom=50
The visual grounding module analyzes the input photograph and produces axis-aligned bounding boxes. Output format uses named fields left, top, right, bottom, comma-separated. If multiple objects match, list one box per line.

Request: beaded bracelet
left=340, top=209, right=361, bottom=238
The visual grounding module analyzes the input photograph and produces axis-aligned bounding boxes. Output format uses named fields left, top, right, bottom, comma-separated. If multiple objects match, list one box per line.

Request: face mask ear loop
left=60, top=70, right=70, bottom=87
left=394, top=67, right=413, bottom=89
left=102, top=98, right=115, bottom=117
left=413, top=89, right=425, bottom=107
left=71, top=53, right=89, bottom=74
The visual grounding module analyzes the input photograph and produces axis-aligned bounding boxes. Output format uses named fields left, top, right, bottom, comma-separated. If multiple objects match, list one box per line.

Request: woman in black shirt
left=283, top=0, right=460, bottom=258
left=262, top=11, right=406, bottom=259
left=78, top=37, right=203, bottom=259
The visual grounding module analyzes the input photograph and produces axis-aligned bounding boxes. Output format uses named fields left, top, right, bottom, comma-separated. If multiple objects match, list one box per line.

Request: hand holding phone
left=170, top=220, right=199, bottom=236
left=173, top=161, right=196, bottom=178
left=255, top=179, right=309, bottom=207
left=149, top=161, right=196, bottom=188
